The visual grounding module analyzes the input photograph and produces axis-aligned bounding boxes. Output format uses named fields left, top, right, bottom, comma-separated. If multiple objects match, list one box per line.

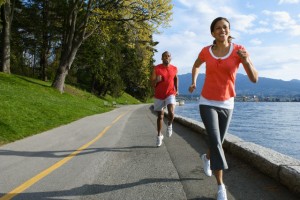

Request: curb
left=172, top=113, right=300, bottom=196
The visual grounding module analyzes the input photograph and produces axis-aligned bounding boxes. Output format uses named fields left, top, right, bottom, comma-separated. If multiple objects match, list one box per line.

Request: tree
left=72, top=13, right=162, bottom=100
left=1, top=0, right=15, bottom=73
left=39, top=0, right=51, bottom=81
left=32, top=0, right=62, bottom=81
left=120, top=23, right=157, bottom=101
left=51, top=0, right=172, bottom=93
left=72, top=20, right=127, bottom=97
left=12, top=0, right=63, bottom=80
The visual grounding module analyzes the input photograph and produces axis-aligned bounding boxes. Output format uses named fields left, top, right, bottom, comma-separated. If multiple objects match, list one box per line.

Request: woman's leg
left=218, top=108, right=233, bottom=143
left=200, top=105, right=228, bottom=170
left=214, top=170, right=223, bottom=185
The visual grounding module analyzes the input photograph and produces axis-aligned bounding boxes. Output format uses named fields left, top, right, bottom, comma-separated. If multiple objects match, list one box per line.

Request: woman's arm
left=237, top=49, right=259, bottom=83
left=189, top=57, right=203, bottom=93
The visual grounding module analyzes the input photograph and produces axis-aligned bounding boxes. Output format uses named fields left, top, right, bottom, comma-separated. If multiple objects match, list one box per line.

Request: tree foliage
left=51, top=0, right=172, bottom=94
left=1, top=0, right=173, bottom=101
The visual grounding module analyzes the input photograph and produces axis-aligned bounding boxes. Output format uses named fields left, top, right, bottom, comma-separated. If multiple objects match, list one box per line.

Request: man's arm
left=151, top=68, right=157, bottom=88
left=174, top=74, right=178, bottom=95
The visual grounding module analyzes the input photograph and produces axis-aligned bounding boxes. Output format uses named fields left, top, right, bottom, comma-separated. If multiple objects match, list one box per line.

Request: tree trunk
left=51, top=42, right=81, bottom=92
left=51, top=63, right=69, bottom=93
left=40, top=0, right=50, bottom=81
left=51, top=0, right=92, bottom=92
left=0, top=0, right=13, bottom=74
left=40, top=48, right=48, bottom=81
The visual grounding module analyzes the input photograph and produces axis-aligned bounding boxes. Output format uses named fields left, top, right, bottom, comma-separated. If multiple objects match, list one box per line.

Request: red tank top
left=154, top=64, right=178, bottom=99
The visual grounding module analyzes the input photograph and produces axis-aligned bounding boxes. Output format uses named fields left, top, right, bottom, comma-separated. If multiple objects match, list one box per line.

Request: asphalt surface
left=0, top=104, right=298, bottom=200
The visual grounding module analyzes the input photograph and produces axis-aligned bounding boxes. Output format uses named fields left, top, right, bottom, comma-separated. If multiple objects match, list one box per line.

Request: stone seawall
left=172, top=113, right=300, bottom=196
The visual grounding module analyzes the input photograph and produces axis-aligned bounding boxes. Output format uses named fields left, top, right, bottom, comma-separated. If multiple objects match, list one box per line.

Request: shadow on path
left=0, top=178, right=203, bottom=200
left=0, top=146, right=157, bottom=159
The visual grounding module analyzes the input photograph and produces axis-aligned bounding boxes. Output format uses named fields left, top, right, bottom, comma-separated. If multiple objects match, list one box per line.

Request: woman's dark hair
left=210, top=17, right=230, bottom=33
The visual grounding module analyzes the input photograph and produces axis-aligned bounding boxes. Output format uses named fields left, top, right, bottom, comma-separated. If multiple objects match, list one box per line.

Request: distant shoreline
left=175, top=95, right=300, bottom=102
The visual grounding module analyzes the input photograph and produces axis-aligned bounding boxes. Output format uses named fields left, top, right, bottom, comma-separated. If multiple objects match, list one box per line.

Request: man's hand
left=156, top=75, right=162, bottom=83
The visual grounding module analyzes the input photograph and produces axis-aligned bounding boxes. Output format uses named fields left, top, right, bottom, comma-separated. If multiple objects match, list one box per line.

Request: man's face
left=162, top=52, right=171, bottom=65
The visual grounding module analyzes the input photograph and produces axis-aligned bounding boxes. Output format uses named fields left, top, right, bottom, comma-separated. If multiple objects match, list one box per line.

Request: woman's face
left=211, top=19, right=230, bottom=42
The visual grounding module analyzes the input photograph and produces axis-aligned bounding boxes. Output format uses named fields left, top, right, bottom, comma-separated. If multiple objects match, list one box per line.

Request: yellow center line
left=0, top=112, right=127, bottom=200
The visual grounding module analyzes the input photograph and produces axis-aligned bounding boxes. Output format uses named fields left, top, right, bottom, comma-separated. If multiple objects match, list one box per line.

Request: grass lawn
left=0, top=72, right=141, bottom=145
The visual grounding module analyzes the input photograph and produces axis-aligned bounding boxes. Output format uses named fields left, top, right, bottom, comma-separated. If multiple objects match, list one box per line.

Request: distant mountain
left=178, top=73, right=300, bottom=96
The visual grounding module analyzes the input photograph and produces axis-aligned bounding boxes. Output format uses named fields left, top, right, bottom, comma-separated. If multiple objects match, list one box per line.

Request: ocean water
left=175, top=101, right=300, bottom=160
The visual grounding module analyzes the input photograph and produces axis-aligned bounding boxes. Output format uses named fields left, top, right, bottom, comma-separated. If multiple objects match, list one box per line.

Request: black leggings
left=199, top=105, right=233, bottom=170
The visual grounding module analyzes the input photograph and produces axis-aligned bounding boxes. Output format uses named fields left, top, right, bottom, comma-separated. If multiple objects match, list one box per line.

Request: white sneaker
left=217, top=188, right=227, bottom=200
left=156, top=135, right=164, bottom=147
left=167, top=125, right=172, bottom=137
left=201, top=154, right=212, bottom=176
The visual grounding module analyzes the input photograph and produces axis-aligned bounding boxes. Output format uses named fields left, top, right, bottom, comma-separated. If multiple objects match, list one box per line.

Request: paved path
left=0, top=104, right=298, bottom=200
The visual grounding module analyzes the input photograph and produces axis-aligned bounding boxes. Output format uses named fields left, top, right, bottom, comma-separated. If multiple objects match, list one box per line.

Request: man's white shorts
left=153, top=95, right=176, bottom=111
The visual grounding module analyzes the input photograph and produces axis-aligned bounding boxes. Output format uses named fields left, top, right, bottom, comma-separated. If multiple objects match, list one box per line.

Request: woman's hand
left=237, top=49, right=249, bottom=61
left=238, top=49, right=259, bottom=83
left=189, top=84, right=196, bottom=93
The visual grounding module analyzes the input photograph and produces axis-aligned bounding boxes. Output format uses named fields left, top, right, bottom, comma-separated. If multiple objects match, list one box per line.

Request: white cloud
left=231, top=14, right=256, bottom=33
left=249, top=38, right=262, bottom=45
left=183, top=31, right=197, bottom=37
left=262, top=10, right=300, bottom=36
left=259, top=20, right=268, bottom=26
left=246, top=2, right=255, bottom=9
left=176, top=0, right=193, bottom=7
left=248, top=28, right=271, bottom=34
left=241, top=44, right=300, bottom=80
left=153, top=0, right=300, bottom=81
left=278, top=0, right=299, bottom=4
left=195, top=2, right=216, bottom=14
left=153, top=32, right=204, bottom=74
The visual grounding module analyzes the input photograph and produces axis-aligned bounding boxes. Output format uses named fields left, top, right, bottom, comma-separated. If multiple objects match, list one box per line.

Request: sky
left=153, top=0, right=300, bottom=81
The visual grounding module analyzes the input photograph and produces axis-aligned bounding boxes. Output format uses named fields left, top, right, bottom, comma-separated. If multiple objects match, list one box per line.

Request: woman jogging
left=189, top=17, right=258, bottom=200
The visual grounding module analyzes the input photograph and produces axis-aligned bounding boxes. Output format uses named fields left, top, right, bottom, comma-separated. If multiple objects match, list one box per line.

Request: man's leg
left=154, top=98, right=165, bottom=147
left=157, top=110, right=164, bottom=136
left=154, top=98, right=165, bottom=136
left=166, top=104, right=175, bottom=126
left=156, top=110, right=164, bottom=147
left=166, top=95, right=176, bottom=137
